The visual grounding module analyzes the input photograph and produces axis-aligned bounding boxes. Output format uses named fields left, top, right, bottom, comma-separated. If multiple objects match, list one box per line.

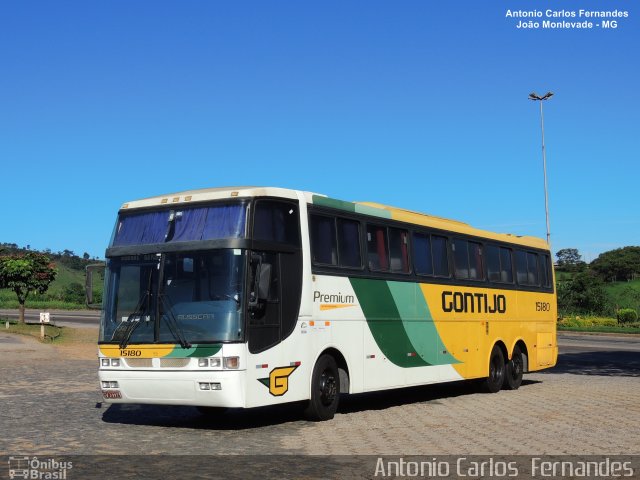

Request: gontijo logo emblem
left=258, top=366, right=298, bottom=396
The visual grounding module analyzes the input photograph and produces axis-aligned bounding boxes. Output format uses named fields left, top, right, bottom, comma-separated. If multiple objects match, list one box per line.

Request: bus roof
left=119, top=186, right=549, bottom=251
left=119, top=186, right=301, bottom=210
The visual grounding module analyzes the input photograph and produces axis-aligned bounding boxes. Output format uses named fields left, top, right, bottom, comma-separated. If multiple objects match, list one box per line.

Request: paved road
left=0, top=332, right=638, bottom=478
left=0, top=309, right=100, bottom=328
left=558, top=332, right=640, bottom=351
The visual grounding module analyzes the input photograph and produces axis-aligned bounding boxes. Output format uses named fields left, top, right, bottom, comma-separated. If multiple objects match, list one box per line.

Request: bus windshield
left=100, top=249, right=246, bottom=345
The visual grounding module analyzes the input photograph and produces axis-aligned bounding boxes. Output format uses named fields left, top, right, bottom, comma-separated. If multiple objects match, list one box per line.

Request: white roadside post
left=40, top=312, right=50, bottom=340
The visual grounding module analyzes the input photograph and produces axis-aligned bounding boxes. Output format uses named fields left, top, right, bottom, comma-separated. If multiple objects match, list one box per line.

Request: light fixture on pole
left=528, top=91, right=553, bottom=245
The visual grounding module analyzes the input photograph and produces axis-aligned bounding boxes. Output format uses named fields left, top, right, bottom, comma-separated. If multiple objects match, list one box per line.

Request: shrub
left=62, top=282, right=85, bottom=304
left=557, top=272, right=611, bottom=316
left=558, top=316, right=618, bottom=327
left=617, top=308, right=639, bottom=324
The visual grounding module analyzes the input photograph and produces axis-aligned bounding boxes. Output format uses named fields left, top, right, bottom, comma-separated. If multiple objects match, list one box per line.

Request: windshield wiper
left=112, top=269, right=154, bottom=349
left=112, top=291, right=151, bottom=349
left=159, top=294, right=192, bottom=349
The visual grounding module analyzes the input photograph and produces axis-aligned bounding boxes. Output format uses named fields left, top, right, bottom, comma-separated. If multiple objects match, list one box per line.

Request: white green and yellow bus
left=98, top=186, right=557, bottom=421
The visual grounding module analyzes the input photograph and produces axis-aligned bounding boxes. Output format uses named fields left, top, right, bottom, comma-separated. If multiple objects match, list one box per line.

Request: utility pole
left=528, top=91, right=554, bottom=246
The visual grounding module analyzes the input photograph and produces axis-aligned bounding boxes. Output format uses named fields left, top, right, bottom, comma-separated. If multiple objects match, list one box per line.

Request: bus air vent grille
left=124, top=358, right=153, bottom=368
left=160, top=358, right=190, bottom=368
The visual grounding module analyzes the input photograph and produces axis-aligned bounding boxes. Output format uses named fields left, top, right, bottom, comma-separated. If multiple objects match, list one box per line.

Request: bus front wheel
left=484, top=345, right=505, bottom=393
left=304, top=354, right=340, bottom=421
left=504, top=345, right=524, bottom=390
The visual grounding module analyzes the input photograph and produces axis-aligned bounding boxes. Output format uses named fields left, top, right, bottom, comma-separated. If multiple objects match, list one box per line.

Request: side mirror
left=85, top=263, right=105, bottom=310
left=249, top=254, right=271, bottom=308
left=257, top=263, right=271, bottom=300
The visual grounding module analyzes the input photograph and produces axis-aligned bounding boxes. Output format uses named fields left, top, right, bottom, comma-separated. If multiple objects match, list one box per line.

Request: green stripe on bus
left=166, top=344, right=222, bottom=358
left=312, top=195, right=356, bottom=212
left=312, top=195, right=392, bottom=219
left=350, top=278, right=430, bottom=368
left=354, top=204, right=392, bottom=219
left=387, top=282, right=459, bottom=365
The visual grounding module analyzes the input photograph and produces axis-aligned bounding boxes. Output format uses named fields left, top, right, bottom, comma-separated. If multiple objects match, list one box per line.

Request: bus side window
left=389, top=228, right=410, bottom=273
left=500, top=247, right=514, bottom=283
left=337, top=218, right=362, bottom=268
left=253, top=200, right=301, bottom=247
left=468, top=241, right=483, bottom=280
left=486, top=245, right=513, bottom=284
left=432, top=235, right=450, bottom=277
left=540, top=254, right=551, bottom=287
left=367, top=225, right=389, bottom=271
left=486, top=245, right=501, bottom=282
left=515, top=250, right=528, bottom=285
left=413, top=232, right=433, bottom=276
left=527, top=252, right=540, bottom=286
left=310, top=214, right=337, bottom=265
left=516, top=250, right=541, bottom=286
left=453, top=239, right=469, bottom=279
left=453, top=240, right=484, bottom=281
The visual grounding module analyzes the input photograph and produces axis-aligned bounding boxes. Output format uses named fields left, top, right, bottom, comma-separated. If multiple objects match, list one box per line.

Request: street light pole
left=528, top=91, right=554, bottom=246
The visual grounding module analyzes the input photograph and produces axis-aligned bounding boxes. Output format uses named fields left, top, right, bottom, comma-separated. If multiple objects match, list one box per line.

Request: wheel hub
left=319, top=370, right=337, bottom=406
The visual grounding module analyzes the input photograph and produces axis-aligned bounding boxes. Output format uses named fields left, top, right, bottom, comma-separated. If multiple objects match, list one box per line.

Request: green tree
left=555, top=248, right=586, bottom=272
left=0, top=252, right=57, bottom=323
left=590, top=246, right=640, bottom=281
left=557, top=271, right=610, bottom=316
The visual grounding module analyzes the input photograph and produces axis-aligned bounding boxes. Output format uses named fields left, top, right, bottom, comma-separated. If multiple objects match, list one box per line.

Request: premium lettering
left=313, top=291, right=355, bottom=304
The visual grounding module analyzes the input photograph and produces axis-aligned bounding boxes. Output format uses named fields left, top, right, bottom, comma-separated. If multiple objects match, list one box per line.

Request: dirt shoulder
left=0, top=326, right=99, bottom=361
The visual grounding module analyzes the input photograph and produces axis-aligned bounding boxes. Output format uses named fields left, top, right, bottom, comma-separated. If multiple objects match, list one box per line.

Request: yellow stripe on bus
left=99, top=344, right=177, bottom=358
left=319, top=303, right=356, bottom=311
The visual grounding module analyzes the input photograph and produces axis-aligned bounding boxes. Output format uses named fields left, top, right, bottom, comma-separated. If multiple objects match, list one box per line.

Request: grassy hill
left=555, top=267, right=640, bottom=322
left=0, top=259, right=103, bottom=310
left=603, top=279, right=640, bottom=312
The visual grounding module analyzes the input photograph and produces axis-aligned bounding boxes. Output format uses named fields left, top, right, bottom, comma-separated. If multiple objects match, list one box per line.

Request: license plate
left=102, top=390, right=122, bottom=399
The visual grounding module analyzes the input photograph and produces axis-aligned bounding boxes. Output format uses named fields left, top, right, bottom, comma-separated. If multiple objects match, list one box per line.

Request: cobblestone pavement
left=1, top=332, right=639, bottom=458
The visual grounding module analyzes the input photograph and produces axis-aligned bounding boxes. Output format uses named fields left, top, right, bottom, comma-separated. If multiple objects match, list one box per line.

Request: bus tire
left=304, top=354, right=340, bottom=421
left=484, top=345, right=505, bottom=393
left=504, top=345, right=524, bottom=390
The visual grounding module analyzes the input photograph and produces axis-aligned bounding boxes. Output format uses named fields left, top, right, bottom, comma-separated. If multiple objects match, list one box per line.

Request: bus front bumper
left=98, top=369, right=247, bottom=408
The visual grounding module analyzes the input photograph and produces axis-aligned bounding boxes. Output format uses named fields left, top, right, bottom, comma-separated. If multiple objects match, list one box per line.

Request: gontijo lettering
left=442, top=291, right=507, bottom=314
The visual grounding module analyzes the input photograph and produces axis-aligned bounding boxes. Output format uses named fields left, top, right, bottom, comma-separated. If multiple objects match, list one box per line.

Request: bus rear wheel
left=504, top=345, right=524, bottom=390
left=304, top=354, right=340, bottom=421
left=484, top=345, right=505, bottom=393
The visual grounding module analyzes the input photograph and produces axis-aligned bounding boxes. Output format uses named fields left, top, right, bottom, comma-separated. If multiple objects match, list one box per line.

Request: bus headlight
left=199, top=382, right=222, bottom=391
left=224, top=356, right=239, bottom=369
left=101, top=358, right=121, bottom=367
left=198, top=358, right=222, bottom=367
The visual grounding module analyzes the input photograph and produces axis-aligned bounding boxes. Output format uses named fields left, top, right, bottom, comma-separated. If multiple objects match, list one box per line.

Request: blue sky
left=1, top=1, right=638, bottom=262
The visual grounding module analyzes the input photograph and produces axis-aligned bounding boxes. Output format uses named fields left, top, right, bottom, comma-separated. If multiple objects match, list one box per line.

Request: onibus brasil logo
left=258, top=365, right=298, bottom=396
left=8, top=456, right=73, bottom=479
